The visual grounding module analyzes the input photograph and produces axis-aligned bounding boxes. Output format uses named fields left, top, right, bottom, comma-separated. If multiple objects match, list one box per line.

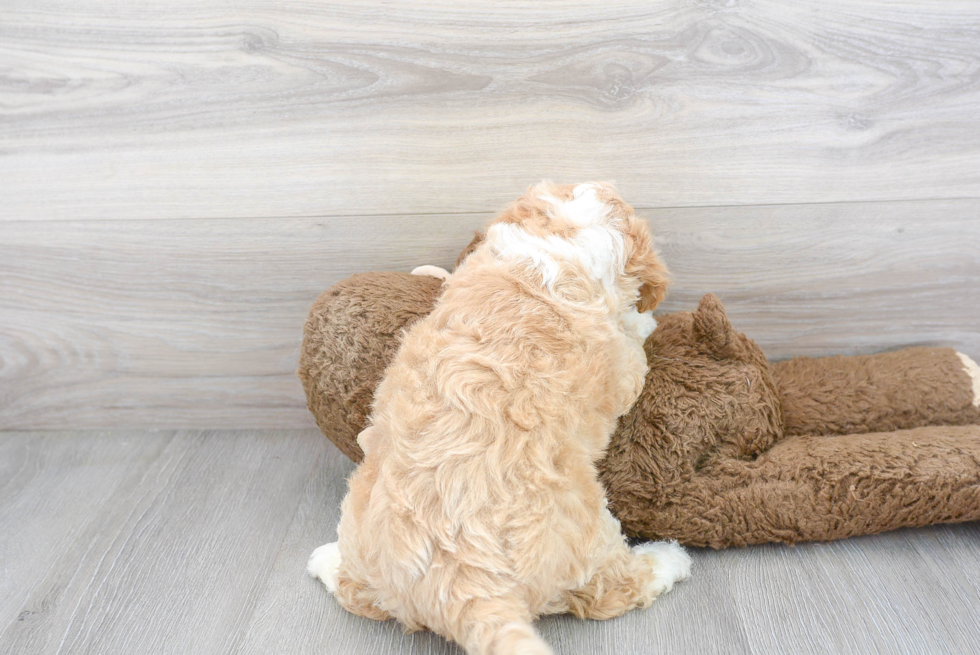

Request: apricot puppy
left=309, top=182, right=691, bottom=654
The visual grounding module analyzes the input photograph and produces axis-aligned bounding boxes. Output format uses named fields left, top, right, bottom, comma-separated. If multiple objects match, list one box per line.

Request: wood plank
left=654, top=200, right=980, bottom=358
left=0, top=429, right=325, bottom=655
left=2, top=0, right=980, bottom=220
left=0, top=431, right=977, bottom=654
left=0, top=431, right=173, bottom=629
left=2, top=199, right=978, bottom=430
left=725, top=524, right=980, bottom=654
left=0, top=214, right=484, bottom=430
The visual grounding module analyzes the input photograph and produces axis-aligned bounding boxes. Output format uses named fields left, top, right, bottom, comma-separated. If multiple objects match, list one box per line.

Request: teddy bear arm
left=771, top=347, right=980, bottom=438
left=610, top=424, right=980, bottom=548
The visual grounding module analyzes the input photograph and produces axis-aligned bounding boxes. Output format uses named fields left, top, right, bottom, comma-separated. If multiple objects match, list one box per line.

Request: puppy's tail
left=458, top=598, right=552, bottom=655
left=482, top=622, right=551, bottom=655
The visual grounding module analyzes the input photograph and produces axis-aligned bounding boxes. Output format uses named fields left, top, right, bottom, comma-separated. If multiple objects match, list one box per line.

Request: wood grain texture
left=1, top=430, right=977, bottom=655
left=2, top=0, right=980, bottom=220
left=2, top=199, right=978, bottom=430
left=726, top=524, right=980, bottom=654
left=0, top=431, right=173, bottom=629
left=0, top=429, right=325, bottom=655
left=653, top=200, right=980, bottom=358
left=0, top=214, right=484, bottom=430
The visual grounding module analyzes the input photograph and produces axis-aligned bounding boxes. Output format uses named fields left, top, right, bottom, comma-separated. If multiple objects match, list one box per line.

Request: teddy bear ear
left=693, top=293, right=737, bottom=357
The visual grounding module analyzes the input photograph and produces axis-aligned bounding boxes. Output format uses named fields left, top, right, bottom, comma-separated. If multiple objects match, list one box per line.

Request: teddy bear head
left=600, top=293, right=784, bottom=513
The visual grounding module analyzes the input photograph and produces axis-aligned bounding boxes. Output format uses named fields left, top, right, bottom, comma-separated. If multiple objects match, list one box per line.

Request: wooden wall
left=2, top=0, right=979, bottom=429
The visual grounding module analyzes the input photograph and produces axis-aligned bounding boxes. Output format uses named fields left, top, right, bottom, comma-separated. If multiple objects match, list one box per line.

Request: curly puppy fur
left=309, top=182, right=689, bottom=654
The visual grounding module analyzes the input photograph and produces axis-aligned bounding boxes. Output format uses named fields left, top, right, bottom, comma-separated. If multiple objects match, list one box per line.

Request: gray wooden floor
left=2, top=429, right=978, bottom=655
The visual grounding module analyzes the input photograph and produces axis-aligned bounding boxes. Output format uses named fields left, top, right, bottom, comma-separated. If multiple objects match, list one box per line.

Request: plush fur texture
left=300, top=272, right=446, bottom=463
left=601, top=294, right=980, bottom=547
left=309, top=183, right=688, bottom=655
left=298, top=246, right=980, bottom=549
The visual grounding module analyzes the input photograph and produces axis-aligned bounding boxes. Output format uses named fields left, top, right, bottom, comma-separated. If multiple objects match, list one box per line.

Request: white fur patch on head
left=956, top=352, right=980, bottom=407
left=308, top=541, right=342, bottom=593
left=486, top=221, right=626, bottom=290
left=538, top=183, right=610, bottom=227
left=632, top=540, right=692, bottom=597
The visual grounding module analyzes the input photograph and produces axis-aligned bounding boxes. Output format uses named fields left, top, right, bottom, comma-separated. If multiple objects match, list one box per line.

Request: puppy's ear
left=625, top=218, right=670, bottom=312
left=635, top=250, right=670, bottom=312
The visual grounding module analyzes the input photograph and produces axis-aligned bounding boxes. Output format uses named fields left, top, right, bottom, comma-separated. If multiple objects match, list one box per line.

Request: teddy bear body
left=601, top=294, right=980, bottom=547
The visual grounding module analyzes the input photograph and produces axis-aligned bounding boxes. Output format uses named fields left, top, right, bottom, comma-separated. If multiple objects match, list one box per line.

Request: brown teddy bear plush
left=299, top=242, right=980, bottom=548
left=601, top=293, right=980, bottom=547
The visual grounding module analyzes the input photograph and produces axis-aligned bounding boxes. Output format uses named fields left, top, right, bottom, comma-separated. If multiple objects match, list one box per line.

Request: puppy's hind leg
left=563, top=511, right=691, bottom=620
left=565, top=540, right=691, bottom=620
left=308, top=542, right=342, bottom=592
left=308, top=542, right=389, bottom=621
left=630, top=540, right=693, bottom=603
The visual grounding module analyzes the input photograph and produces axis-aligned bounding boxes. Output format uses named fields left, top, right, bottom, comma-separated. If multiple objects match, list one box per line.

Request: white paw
left=308, top=542, right=341, bottom=593
left=411, top=265, right=451, bottom=281
left=956, top=352, right=980, bottom=407
left=633, top=540, right=692, bottom=596
left=622, top=307, right=658, bottom=343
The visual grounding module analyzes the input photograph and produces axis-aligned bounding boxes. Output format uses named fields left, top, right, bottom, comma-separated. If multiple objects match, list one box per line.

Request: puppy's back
left=347, top=250, right=619, bottom=621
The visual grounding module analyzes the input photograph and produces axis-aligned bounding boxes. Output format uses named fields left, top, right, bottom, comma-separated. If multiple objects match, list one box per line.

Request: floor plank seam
left=4, top=194, right=980, bottom=225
